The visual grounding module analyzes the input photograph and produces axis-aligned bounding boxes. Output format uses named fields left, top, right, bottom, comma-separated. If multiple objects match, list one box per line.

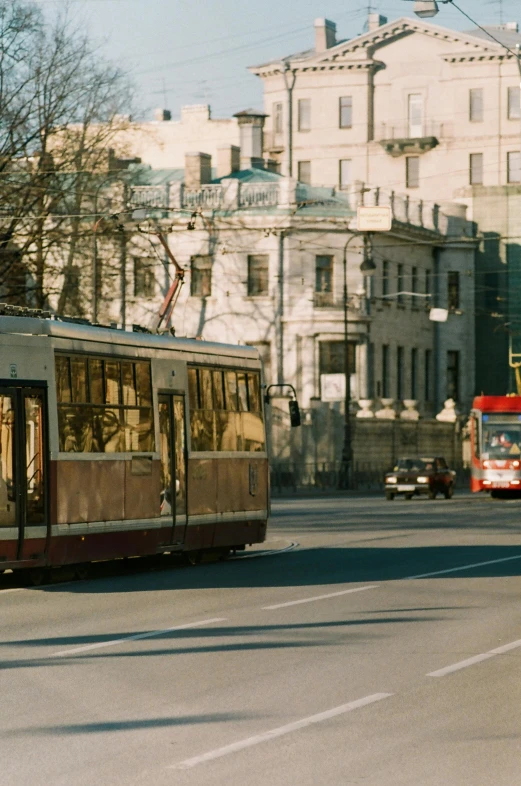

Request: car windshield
left=394, top=458, right=434, bottom=472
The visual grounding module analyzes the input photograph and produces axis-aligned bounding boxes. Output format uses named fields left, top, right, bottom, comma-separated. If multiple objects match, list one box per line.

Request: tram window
left=122, top=362, right=137, bottom=406
left=71, top=358, right=87, bottom=404
left=191, top=410, right=215, bottom=451
left=188, top=365, right=264, bottom=452
left=237, top=372, right=248, bottom=412
left=247, top=373, right=261, bottom=412
left=56, top=356, right=71, bottom=403
left=55, top=354, right=154, bottom=453
left=105, top=361, right=120, bottom=405
left=188, top=368, right=199, bottom=409
left=212, top=370, right=225, bottom=410
left=200, top=368, right=213, bottom=410
left=135, top=361, right=152, bottom=407
left=224, top=371, right=238, bottom=411
left=89, top=359, right=104, bottom=404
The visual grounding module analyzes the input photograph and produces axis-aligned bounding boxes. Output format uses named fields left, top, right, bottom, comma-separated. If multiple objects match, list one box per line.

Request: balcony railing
left=182, top=184, right=223, bottom=209
left=238, top=183, right=279, bottom=207
left=375, top=120, right=452, bottom=140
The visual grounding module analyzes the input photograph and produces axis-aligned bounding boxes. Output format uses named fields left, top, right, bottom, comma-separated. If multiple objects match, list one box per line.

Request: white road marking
left=427, top=637, right=521, bottom=677
left=263, top=584, right=378, bottom=610
left=52, top=617, right=226, bottom=657
left=169, top=693, right=393, bottom=770
left=405, top=553, right=521, bottom=580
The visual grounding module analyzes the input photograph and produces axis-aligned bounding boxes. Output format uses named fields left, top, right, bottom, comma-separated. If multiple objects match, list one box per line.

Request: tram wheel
left=28, top=568, right=49, bottom=586
left=75, top=564, right=90, bottom=580
left=185, top=550, right=203, bottom=566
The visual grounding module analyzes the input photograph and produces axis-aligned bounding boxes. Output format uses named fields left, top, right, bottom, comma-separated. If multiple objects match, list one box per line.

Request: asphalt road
left=3, top=493, right=521, bottom=785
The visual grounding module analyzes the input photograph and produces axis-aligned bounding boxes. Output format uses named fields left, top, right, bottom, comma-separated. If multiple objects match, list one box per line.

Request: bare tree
left=0, top=0, right=136, bottom=313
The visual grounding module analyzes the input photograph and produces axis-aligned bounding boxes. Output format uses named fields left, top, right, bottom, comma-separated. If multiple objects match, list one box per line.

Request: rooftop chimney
left=154, top=108, right=172, bottom=121
left=184, top=152, right=212, bottom=188
left=233, top=110, right=267, bottom=170
left=368, top=13, right=388, bottom=32
left=217, top=145, right=241, bottom=179
left=314, top=18, right=336, bottom=52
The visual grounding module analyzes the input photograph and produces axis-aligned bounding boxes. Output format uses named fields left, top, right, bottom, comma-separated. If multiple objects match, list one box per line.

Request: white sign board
left=356, top=206, right=392, bottom=232
left=320, top=373, right=345, bottom=402
left=429, top=307, right=449, bottom=323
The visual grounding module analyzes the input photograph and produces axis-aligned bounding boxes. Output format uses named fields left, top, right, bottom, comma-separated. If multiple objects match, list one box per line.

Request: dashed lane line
left=405, top=552, right=521, bottom=580
left=169, top=693, right=393, bottom=770
left=427, top=637, right=521, bottom=677
left=262, top=584, right=378, bottom=610
left=52, top=617, right=226, bottom=658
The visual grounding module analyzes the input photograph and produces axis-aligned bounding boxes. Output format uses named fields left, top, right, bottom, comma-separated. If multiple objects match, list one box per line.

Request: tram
left=0, top=310, right=270, bottom=575
left=470, top=395, right=521, bottom=494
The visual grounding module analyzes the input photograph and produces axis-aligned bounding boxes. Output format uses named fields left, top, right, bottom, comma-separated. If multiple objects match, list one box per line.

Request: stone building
left=121, top=144, right=476, bottom=417
left=250, top=13, right=521, bottom=394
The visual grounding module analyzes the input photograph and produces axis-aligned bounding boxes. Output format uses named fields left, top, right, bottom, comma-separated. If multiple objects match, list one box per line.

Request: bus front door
left=158, top=393, right=187, bottom=546
left=0, top=386, right=48, bottom=563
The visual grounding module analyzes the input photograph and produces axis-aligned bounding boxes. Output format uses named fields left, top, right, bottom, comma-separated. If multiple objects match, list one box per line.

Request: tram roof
left=0, top=315, right=259, bottom=360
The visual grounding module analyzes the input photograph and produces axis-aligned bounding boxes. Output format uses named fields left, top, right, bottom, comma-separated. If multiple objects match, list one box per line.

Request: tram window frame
left=55, top=352, right=155, bottom=454
left=188, top=364, right=265, bottom=452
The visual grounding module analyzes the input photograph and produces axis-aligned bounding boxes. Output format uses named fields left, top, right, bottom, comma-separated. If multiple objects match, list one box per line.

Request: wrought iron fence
left=270, top=461, right=470, bottom=494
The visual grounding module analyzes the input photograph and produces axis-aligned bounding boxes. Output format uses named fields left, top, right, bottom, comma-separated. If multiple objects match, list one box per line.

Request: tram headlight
left=416, top=476, right=429, bottom=483
left=483, top=460, right=490, bottom=468
left=513, top=460, right=520, bottom=469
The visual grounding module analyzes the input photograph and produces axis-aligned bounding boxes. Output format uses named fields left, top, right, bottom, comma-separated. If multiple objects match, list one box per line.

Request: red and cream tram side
left=0, top=314, right=269, bottom=574
left=470, top=395, right=521, bottom=493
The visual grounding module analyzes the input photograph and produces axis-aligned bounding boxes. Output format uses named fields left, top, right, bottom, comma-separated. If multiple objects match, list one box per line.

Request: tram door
left=158, top=394, right=187, bottom=545
left=0, top=386, right=47, bottom=560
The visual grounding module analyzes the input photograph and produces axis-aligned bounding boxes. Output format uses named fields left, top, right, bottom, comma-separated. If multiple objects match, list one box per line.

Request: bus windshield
left=482, top=414, right=521, bottom=458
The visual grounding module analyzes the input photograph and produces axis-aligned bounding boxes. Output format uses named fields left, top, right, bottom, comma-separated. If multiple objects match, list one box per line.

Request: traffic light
left=288, top=399, right=301, bottom=427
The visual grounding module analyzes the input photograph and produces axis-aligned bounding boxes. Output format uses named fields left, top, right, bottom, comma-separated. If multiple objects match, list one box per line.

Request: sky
left=35, top=0, right=520, bottom=120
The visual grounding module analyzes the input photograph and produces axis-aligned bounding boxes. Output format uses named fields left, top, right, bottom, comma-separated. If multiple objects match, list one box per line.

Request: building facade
left=250, top=14, right=521, bottom=394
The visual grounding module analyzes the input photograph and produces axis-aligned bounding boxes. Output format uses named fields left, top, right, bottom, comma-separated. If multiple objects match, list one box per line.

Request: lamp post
left=340, top=232, right=376, bottom=489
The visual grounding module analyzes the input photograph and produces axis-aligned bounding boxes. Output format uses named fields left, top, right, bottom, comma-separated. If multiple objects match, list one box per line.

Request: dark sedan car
left=384, top=456, right=455, bottom=500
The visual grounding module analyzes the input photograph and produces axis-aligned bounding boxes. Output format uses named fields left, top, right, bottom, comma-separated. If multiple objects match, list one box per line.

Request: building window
left=406, top=156, right=419, bottom=188
left=447, top=350, right=460, bottom=401
left=298, top=160, right=311, bottom=184
left=507, top=151, right=521, bottom=183
left=315, top=255, right=334, bottom=306
left=469, top=88, right=483, bottom=122
left=298, top=98, right=311, bottom=131
left=190, top=255, right=211, bottom=297
left=397, top=346, right=404, bottom=400
left=424, top=349, right=431, bottom=402
left=469, top=153, right=483, bottom=185
left=408, top=93, right=423, bottom=137
left=448, top=271, right=460, bottom=310
left=247, top=254, right=269, bottom=296
left=273, top=102, right=283, bottom=134
left=382, top=345, right=390, bottom=398
left=411, top=348, right=417, bottom=399
left=507, top=86, right=520, bottom=120
left=382, top=260, right=390, bottom=297
left=339, top=96, right=353, bottom=128
left=411, top=266, right=418, bottom=308
left=397, top=263, right=404, bottom=305
left=319, top=341, right=356, bottom=375
left=339, top=159, right=352, bottom=189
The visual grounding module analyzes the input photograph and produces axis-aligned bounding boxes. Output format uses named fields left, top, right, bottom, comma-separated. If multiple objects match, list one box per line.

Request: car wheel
left=444, top=484, right=454, bottom=500
left=385, top=492, right=395, bottom=501
left=428, top=488, right=437, bottom=500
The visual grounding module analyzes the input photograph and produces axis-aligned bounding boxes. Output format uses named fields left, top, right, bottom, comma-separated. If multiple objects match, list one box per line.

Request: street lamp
left=412, top=1, right=452, bottom=18
left=340, top=233, right=377, bottom=489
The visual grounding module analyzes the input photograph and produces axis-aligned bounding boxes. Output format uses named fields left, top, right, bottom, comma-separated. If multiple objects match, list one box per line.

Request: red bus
left=0, top=310, right=272, bottom=581
left=470, top=395, right=521, bottom=494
